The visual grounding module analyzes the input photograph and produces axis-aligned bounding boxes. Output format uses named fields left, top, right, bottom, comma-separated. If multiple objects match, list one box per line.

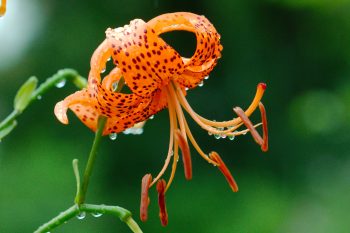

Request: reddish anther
left=233, top=107, right=264, bottom=146
left=156, top=179, right=168, bottom=226
left=259, top=102, right=268, bottom=152
left=140, top=173, right=152, bottom=222
left=209, top=152, right=238, bottom=192
left=175, top=129, right=192, bottom=180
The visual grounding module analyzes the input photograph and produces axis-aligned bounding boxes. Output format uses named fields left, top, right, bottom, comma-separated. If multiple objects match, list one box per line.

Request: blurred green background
left=1, top=0, right=350, bottom=232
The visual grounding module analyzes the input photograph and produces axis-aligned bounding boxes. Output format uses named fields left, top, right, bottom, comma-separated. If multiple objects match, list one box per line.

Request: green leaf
left=0, top=120, right=17, bottom=141
left=14, top=76, right=38, bottom=112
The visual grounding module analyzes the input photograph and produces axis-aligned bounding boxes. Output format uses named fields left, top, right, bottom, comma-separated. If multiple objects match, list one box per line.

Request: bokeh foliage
left=1, top=0, right=350, bottom=232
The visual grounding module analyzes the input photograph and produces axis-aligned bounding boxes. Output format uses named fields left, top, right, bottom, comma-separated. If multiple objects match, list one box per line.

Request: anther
left=233, top=107, right=264, bottom=146
left=157, top=179, right=168, bottom=226
left=140, top=174, right=152, bottom=222
left=209, top=152, right=238, bottom=192
left=259, top=102, right=268, bottom=152
left=175, top=129, right=192, bottom=180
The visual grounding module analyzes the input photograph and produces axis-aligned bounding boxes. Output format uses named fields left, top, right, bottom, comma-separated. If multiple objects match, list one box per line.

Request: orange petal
left=140, top=174, right=152, bottom=222
left=54, top=89, right=95, bottom=125
left=209, top=152, right=238, bottom=192
left=175, top=129, right=192, bottom=180
left=259, top=102, right=268, bottom=152
left=106, top=19, right=184, bottom=97
left=157, top=179, right=168, bottom=226
left=147, top=12, right=222, bottom=89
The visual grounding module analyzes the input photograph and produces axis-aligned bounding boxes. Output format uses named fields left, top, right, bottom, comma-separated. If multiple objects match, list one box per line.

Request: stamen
left=166, top=138, right=179, bottom=192
left=259, top=102, right=268, bottom=152
left=140, top=174, right=152, bottom=222
left=233, top=107, right=264, bottom=146
left=150, top=92, right=176, bottom=187
left=209, top=152, right=238, bottom=192
left=175, top=129, right=192, bottom=180
left=174, top=82, right=266, bottom=128
left=157, top=179, right=168, bottom=226
left=183, top=113, right=219, bottom=166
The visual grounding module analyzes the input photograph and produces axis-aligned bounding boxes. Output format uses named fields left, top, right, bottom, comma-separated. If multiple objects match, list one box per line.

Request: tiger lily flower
left=54, top=12, right=269, bottom=226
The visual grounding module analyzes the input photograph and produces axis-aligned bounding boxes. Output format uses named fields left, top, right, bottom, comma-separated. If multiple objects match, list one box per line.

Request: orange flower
left=0, top=0, right=6, bottom=17
left=54, top=12, right=269, bottom=226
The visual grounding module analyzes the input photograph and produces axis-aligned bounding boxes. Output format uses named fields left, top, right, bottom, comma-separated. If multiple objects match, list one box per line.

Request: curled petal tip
left=54, top=101, right=69, bottom=124
left=140, top=173, right=152, bottom=222
left=259, top=83, right=267, bottom=90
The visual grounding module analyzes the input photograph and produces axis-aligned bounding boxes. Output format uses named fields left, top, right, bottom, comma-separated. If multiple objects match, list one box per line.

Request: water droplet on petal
left=76, top=212, right=86, bottom=220
left=221, top=134, right=227, bottom=139
left=91, top=212, right=103, bottom=218
left=100, top=68, right=106, bottom=74
left=204, top=75, right=209, bottom=80
left=107, top=57, right=111, bottom=61
left=228, top=135, right=235, bottom=140
left=55, top=79, right=66, bottom=88
left=198, top=81, right=204, bottom=87
left=123, top=127, right=144, bottom=135
left=208, top=131, right=213, bottom=136
left=149, top=115, right=154, bottom=119
left=112, top=81, right=119, bottom=91
left=109, top=133, right=117, bottom=140
left=214, top=134, right=221, bottom=139
left=185, top=87, right=189, bottom=91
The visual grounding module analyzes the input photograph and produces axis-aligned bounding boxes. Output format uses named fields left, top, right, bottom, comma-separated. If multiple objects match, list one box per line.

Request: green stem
left=75, top=116, right=107, bottom=204
left=34, top=203, right=142, bottom=233
left=0, top=110, right=18, bottom=131
left=30, top=69, right=86, bottom=102
left=0, top=69, right=86, bottom=136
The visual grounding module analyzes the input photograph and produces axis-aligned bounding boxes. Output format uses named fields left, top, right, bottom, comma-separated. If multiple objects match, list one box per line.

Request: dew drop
left=149, top=115, right=154, bottom=119
left=55, top=79, right=66, bottom=88
left=109, top=133, right=117, bottom=140
left=123, top=127, right=143, bottom=135
left=221, top=134, right=227, bottom=139
left=228, top=135, right=235, bottom=140
left=76, top=212, right=86, bottom=220
left=204, top=75, right=209, bottom=80
left=100, top=68, right=106, bottom=74
left=208, top=131, right=213, bottom=136
left=37, top=95, right=42, bottom=100
left=107, top=57, right=111, bottom=61
left=112, top=81, right=119, bottom=91
left=91, top=212, right=103, bottom=218
left=185, top=87, right=189, bottom=91
left=198, top=81, right=204, bottom=87
left=214, top=134, right=221, bottom=139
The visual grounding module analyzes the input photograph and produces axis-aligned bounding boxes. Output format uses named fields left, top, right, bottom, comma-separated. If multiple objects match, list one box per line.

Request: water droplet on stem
left=55, top=79, right=66, bottom=88
left=76, top=212, right=86, bottom=220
